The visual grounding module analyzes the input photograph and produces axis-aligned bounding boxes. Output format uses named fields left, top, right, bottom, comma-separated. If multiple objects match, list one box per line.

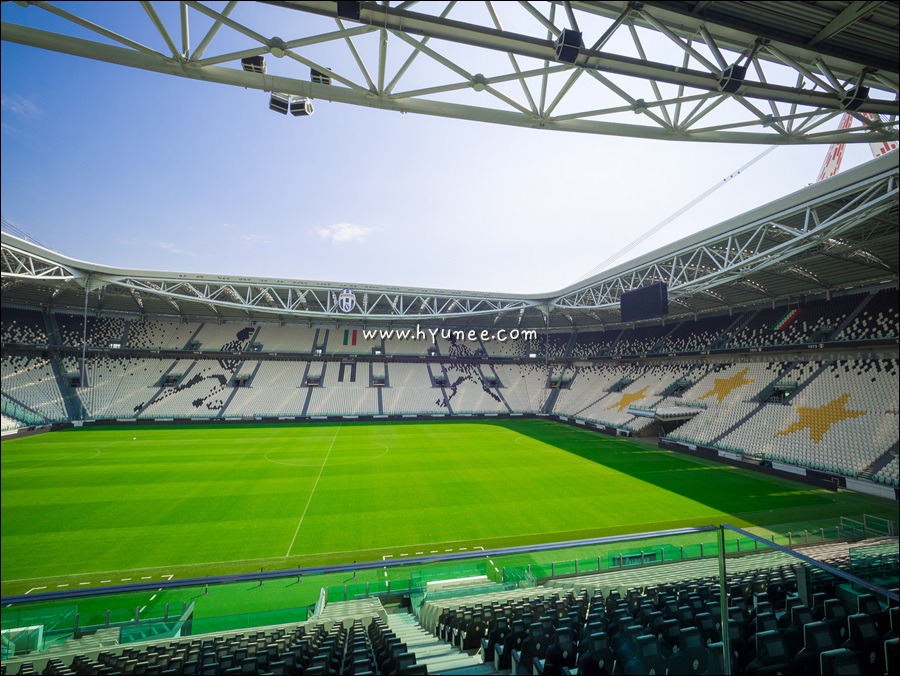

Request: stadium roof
left=2, top=151, right=897, bottom=329
left=2, top=2, right=898, bottom=329
left=1, top=1, right=898, bottom=144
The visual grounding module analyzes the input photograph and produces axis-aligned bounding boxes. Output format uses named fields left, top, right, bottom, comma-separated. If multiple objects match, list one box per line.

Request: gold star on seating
left=698, top=368, right=755, bottom=404
left=775, top=393, right=866, bottom=444
left=607, top=386, right=649, bottom=413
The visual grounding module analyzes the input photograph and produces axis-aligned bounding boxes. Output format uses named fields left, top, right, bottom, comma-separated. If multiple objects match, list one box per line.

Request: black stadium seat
left=796, top=621, right=839, bottom=675
left=624, top=633, right=667, bottom=675
left=668, top=627, right=707, bottom=676
left=744, top=630, right=792, bottom=676
left=885, top=637, right=899, bottom=675
left=842, top=614, right=884, bottom=676
left=824, top=599, right=850, bottom=643
left=820, top=648, right=864, bottom=675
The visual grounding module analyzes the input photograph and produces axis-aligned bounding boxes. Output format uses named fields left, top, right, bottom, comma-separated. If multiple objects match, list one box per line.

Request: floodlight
left=241, top=56, right=266, bottom=74
left=269, top=93, right=290, bottom=115
left=290, top=97, right=315, bottom=117
left=311, top=68, right=332, bottom=86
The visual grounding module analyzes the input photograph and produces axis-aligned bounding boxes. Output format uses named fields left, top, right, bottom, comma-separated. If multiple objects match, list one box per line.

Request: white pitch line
left=285, top=425, right=341, bottom=557
left=140, top=576, right=151, bottom=580
left=25, top=586, right=46, bottom=594
left=161, top=574, right=173, bottom=581
left=57, top=584, right=69, bottom=588
left=101, top=580, right=112, bottom=584
left=415, top=552, right=423, bottom=555
left=149, top=594, right=157, bottom=601
left=6, top=533, right=549, bottom=584
left=122, top=578, right=132, bottom=581
left=79, top=582, right=90, bottom=586
left=2, top=446, right=104, bottom=477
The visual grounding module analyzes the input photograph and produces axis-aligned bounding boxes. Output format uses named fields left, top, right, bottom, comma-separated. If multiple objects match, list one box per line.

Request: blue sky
left=0, top=2, right=881, bottom=295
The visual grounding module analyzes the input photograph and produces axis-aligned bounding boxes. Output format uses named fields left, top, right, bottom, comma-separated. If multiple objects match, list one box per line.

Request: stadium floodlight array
left=269, top=93, right=314, bottom=117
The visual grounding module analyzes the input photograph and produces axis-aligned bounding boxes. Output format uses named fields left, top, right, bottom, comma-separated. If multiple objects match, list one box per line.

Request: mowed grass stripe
left=285, top=423, right=342, bottom=556
left=1, top=425, right=336, bottom=582
left=1, top=419, right=894, bottom=597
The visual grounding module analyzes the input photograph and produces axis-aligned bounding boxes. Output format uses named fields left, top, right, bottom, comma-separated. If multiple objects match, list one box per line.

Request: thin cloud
left=1, top=93, right=40, bottom=118
left=315, top=222, right=377, bottom=244
left=153, top=241, right=190, bottom=256
left=240, top=233, right=270, bottom=244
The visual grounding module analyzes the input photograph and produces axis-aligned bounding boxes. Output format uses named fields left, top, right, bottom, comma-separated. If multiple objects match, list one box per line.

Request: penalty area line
left=32, top=574, right=175, bottom=591
left=381, top=545, right=485, bottom=560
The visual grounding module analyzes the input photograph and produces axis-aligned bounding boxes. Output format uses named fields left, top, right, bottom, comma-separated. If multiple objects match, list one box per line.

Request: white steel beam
left=552, top=168, right=898, bottom=310
left=2, top=1, right=897, bottom=144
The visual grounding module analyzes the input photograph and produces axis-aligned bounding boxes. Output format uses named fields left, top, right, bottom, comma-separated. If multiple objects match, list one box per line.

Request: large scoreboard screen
left=620, top=282, right=669, bottom=322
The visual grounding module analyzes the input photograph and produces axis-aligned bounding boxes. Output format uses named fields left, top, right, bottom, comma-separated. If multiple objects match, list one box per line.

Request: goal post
left=839, top=515, right=895, bottom=539
left=839, top=516, right=865, bottom=539
left=863, top=514, right=895, bottom=537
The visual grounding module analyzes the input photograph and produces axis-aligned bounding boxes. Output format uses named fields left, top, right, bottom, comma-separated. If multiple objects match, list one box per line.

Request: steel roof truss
left=552, top=168, right=897, bottom=310
left=86, top=277, right=537, bottom=319
left=3, top=1, right=897, bottom=143
left=0, top=246, right=75, bottom=280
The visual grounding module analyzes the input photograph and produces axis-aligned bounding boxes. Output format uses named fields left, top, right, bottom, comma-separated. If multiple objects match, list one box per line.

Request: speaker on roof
left=337, top=1, right=361, bottom=21
left=841, top=86, right=869, bottom=111
left=555, top=28, right=582, bottom=64
left=718, top=63, right=747, bottom=94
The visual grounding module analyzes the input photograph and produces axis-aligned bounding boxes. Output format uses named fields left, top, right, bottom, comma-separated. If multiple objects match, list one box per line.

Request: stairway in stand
left=385, top=611, right=492, bottom=674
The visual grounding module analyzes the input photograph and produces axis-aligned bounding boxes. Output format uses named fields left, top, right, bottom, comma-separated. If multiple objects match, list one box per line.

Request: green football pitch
left=1, top=418, right=894, bottom=598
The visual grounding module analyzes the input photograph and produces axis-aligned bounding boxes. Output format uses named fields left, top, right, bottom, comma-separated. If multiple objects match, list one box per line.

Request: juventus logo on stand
left=338, top=288, right=357, bottom=313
